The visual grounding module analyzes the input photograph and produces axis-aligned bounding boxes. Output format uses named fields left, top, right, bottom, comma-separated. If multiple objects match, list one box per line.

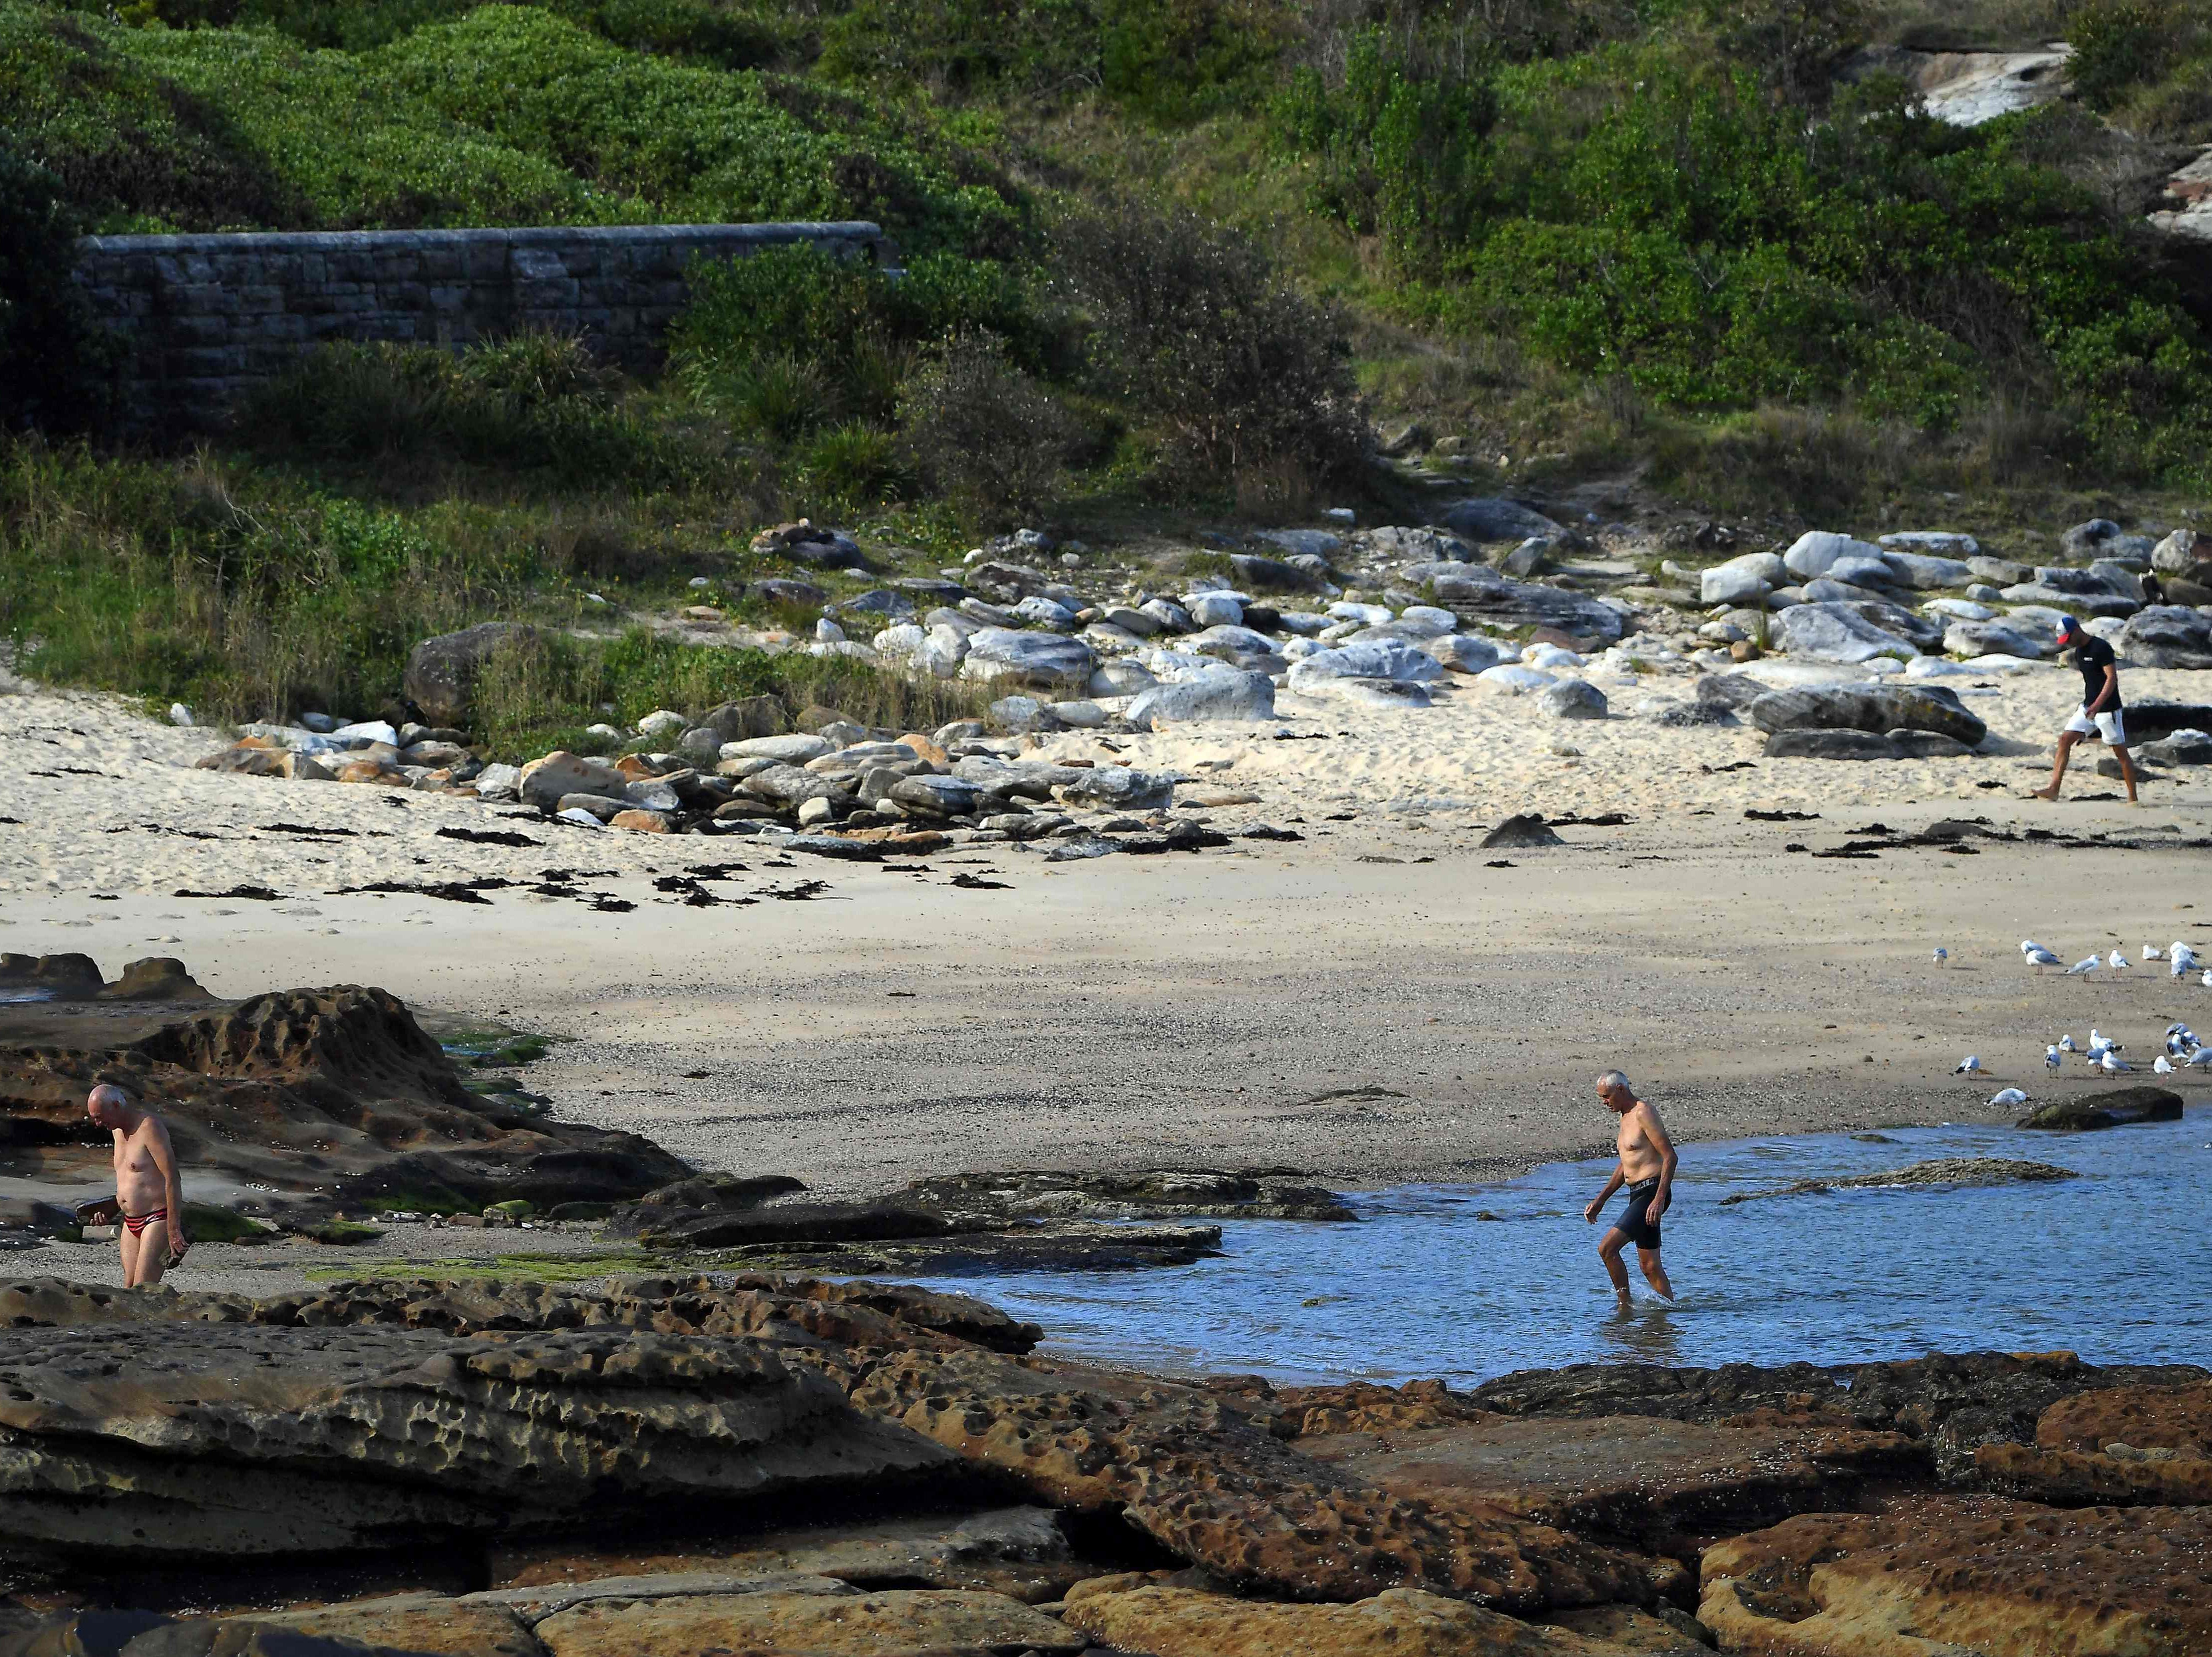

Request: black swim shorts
left=1612, top=1180, right=1664, bottom=1249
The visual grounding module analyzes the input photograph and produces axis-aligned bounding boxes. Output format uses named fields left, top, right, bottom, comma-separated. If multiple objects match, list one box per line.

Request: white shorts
left=2064, top=705, right=2127, bottom=745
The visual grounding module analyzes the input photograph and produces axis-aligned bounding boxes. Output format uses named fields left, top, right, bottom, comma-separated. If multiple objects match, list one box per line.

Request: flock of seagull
left=1932, top=940, right=2210, bottom=1108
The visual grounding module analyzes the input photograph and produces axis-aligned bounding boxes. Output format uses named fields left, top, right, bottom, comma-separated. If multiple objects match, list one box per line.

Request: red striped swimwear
left=122, top=1208, right=168, bottom=1235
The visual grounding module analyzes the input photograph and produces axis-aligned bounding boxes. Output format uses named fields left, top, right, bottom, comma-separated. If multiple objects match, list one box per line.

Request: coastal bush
left=1051, top=205, right=1367, bottom=486
left=234, top=336, right=717, bottom=489
left=896, top=331, right=1084, bottom=520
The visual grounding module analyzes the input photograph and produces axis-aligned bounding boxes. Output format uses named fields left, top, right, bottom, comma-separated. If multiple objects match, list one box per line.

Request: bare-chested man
left=1582, top=1070, right=1676, bottom=1309
left=83, top=1085, right=187, bottom=1287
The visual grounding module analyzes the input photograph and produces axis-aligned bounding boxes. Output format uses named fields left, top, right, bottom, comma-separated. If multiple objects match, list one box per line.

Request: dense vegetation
left=1, top=0, right=2208, bottom=734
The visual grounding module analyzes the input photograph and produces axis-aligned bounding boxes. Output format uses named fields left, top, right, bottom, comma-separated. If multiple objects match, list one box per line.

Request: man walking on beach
left=83, top=1084, right=188, bottom=1287
left=1584, top=1070, right=1676, bottom=1309
left=2036, top=613, right=2135, bottom=804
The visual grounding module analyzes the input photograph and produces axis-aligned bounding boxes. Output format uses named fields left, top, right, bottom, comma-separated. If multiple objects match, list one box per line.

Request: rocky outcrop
left=0, top=952, right=209, bottom=1001
left=1975, top=1378, right=2212, bottom=1506
left=1295, top=1412, right=1925, bottom=1553
left=1716, top=1158, right=2077, bottom=1205
left=848, top=1349, right=1658, bottom=1610
left=0, top=1320, right=951, bottom=1566
left=1466, top=1351, right=2210, bottom=1481
left=2017, top=1086, right=2182, bottom=1130
left=0, top=985, right=689, bottom=1213
left=1699, top=1498, right=2212, bottom=1656
left=897, top=1169, right=1356, bottom=1224
left=1061, top=1579, right=1658, bottom=1656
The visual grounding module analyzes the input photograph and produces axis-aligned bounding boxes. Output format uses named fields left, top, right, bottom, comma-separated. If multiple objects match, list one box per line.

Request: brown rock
left=205, top=1594, right=540, bottom=1657
left=196, top=742, right=289, bottom=777
left=849, top=1349, right=1655, bottom=1611
left=1297, top=1413, right=1925, bottom=1551
left=896, top=730, right=952, bottom=768
left=1977, top=1439, right=2212, bottom=1506
left=0, top=985, right=689, bottom=1208
left=534, top=1587, right=1082, bottom=1657
left=614, top=754, right=663, bottom=780
left=95, top=956, right=213, bottom=1001
left=0, top=1321, right=951, bottom=1566
left=1699, top=1496, right=2212, bottom=1656
left=335, top=758, right=408, bottom=785
left=1538, top=1603, right=1712, bottom=1655
left=2039, top=1379, right=2212, bottom=1455
left=1061, top=1582, right=1628, bottom=1656
left=608, top=808, right=672, bottom=832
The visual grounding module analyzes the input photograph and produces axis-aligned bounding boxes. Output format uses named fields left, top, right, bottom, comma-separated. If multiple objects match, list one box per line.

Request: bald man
left=1582, top=1070, right=1676, bottom=1308
left=84, top=1085, right=187, bottom=1286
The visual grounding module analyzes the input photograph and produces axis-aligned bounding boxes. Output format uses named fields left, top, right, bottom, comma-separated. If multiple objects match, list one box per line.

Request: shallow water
left=909, top=1113, right=2211, bottom=1384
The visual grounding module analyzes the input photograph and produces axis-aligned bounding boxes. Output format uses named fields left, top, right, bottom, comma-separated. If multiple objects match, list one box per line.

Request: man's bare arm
left=147, top=1120, right=188, bottom=1258
left=1584, top=1163, right=1625, bottom=1222
left=1642, top=1105, right=1679, bottom=1217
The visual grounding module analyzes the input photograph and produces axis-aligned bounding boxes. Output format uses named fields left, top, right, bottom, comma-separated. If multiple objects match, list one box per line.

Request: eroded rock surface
left=0, top=985, right=688, bottom=1210
left=1700, top=1497, right=2212, bottom=1656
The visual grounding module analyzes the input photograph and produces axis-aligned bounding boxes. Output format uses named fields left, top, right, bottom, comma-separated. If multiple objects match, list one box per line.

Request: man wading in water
left=82, top=1084, right=188, bottom=1287
left=1583, top=1070, right=1676, bottom=1309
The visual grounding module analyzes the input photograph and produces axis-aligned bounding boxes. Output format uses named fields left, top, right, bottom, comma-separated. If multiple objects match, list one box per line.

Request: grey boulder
left=1945, top=619, right=2051, bottom=659
left=2119, top=606, right=2212, bottom=669
left=1441, top=497, right=1564, bottom=543
left=403, top=622, right=535, bottom=729
left=1426, top=634, right=1505, bottom=674
left=1537, top=680, right=1608, bottom=719
left=1770, top=602, right=1919, bottom=663
left=1286, top=639, right=1445, bottom=684
left=1747, top=683, right=1986, bottom=746
left=519, top=751, right=625, bottom=809
left=1702, top=552, right=1787, bottom=605
left=1126, top=671, right=1276, bottom=729
left=1878, top=551, right=1975, bottom=589
left=1783, top=531, right=1882, bottom=580
left=1235, top=549, right=1332, bottom=590
left=959, top=628, right=1098, bottom=689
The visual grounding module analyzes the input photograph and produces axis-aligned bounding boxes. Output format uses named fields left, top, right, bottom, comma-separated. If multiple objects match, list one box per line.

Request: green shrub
left=1052, top=205, right=1367, bottom=486
left=799, top=420, right=911, bottom=509
left=2067, top=0, right=2174, bottom=107
left=897, top=330, right=1082, bottom=520
left=233, top=335, right=709, bottom=487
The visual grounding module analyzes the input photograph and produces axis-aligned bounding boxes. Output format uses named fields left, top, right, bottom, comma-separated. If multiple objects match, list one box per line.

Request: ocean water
left=905, top=1112, right=2210, bottom=1384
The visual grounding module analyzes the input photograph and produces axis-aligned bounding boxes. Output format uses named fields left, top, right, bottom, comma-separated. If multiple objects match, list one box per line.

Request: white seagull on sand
left=1955, top=1055, right=1983, bottom=1074
left=2190, top=1048, right=2212, bottom=1068
left=2155, top=1055, right=2175, bottom=1074
left=2066, top=955, right=2102, bottom=975
left=2046, top=1045, right=2063, bottom=1071
left=1933, top=947, right=1949, bottom=966
left=1988, top=1088, right=2028, bottom=1107
left=2059, top=1033, right=2080, bottom=1052
left=2145, top=943, right=2167, bottom=961
left=2174, top=943, right=2201, bottom=976
left=2109, top=949, right=2129, bottom=973
left=2101, top=1049, right=2131, bottom=1074
left=2026, top=946, right=2063, bottom=972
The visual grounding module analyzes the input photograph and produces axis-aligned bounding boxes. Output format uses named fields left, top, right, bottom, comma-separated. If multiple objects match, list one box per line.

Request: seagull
left=2109, top=949, right=2129, bottom=973
left=1988, top=1088, right=2028, bottom=1107
left=2155, top=1055, right=2175, bottom=1074
left=2059, top=1033, right=2079, bottom=1052
left=2174, top=943, right=2200, bottom=976
left=2046, top=1045, right=2062, bottom=1071
left=1933, top=947, right=1949, bottom=966
left=2145, top=943, right=2167, bottom=961
left=2021, top=939, right=2046, bottom=957
left=2203, top=969, right=2212, bottom=988
left=2190, top=1047, right=2212, bottom=1068
left=2089, top=1029, right=2118, bottom=1055
left=2066, top=954, right=2102, bottom=976
left=2101, top=1049, right=2131, bottom=1074
left=1955, top=1055, right=1983, bottom=1074
left=2026, top=946, right=2063, bottom=972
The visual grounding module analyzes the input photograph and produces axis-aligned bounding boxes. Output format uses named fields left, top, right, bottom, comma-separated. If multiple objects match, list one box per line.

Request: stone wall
left=74, top=221, right=897, bottom=428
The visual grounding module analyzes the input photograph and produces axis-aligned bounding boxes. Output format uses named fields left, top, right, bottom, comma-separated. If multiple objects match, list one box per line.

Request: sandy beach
left=5, top=665, right=2206, bottom=1236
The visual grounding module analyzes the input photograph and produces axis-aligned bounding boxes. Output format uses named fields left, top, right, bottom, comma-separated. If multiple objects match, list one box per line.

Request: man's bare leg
left=2035, top=731, right=2080, bottom=801
left=2114, top=744, right=2137, bottom=804
left=131, top=1221, right=171, bottom=1287
left=116, top=1224, right=141, bottom=1288
left=1598, top=1231, right=1634, bottom=1309
left=1638, top=1246, right=1675, bottom=1302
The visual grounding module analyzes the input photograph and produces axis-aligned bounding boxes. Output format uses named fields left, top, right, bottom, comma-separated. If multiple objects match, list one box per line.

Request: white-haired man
left=83, top=1084, right=187, bottom=1286
left=1582, top=1070, right=1676, bottom=1309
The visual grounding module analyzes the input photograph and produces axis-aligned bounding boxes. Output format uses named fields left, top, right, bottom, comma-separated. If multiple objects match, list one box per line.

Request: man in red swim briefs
left=83, top=1084, right=188, bottom=1286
